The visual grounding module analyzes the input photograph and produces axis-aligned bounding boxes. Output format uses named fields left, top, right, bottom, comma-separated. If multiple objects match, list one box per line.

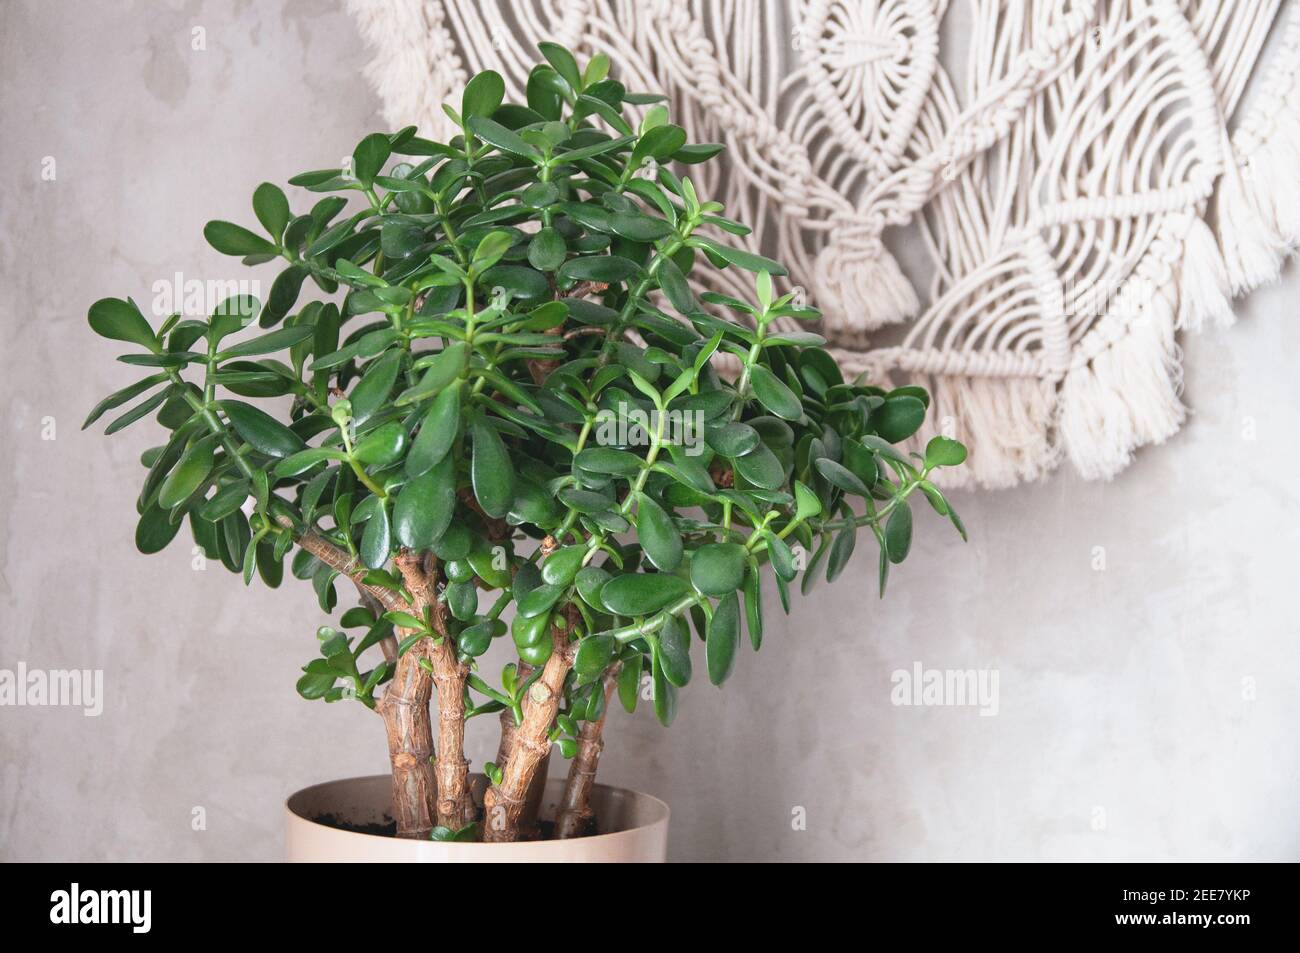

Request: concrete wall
left=2, top=0, right=1297, bottom=861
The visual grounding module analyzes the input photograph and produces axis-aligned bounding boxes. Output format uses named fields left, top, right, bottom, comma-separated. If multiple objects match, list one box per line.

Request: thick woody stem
left=482, top=624, right=575, bottom=842
left=555, top=666, right=620, bottom=839
left=394, top=550, right=472, bottom=830
left=376, top=637, right=436, bottom=839
left=495, top=662, right=549, bottom=839
left=279, top=520, right=429, bottom=835
left=276, top=517, right=404, bottom=615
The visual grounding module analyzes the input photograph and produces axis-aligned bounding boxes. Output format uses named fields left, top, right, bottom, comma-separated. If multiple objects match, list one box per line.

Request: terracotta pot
left=285, top=774, right=669, bottom=862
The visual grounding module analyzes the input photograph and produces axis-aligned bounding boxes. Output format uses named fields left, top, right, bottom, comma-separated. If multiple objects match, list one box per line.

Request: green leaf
left=618, top=655, right=642, bottom=713
left=88, top=298, right=157, bottom=352
left=348, top=350, right=402, bottom=426
left=875, top=395, right=926, bottom=443
left=651, top=651, right=678, bottom=727
left=743, top=567, right=763, bottom=650
left=767, top=532, right=796, bottom=581
left=600, top=572, right=690, bottom=616
left=657, top=257, right=694, bottom=316
left=948, top=503, right=968, bottom=542
left=527, top=227, right=567, bottom=271
left=472, top=230, right=514, bottom=273
left=538, top=41, right=582, bottom=92
left=575, top=565, right=611, bottom=609
left=221, top=400, right=306, bottom=458
left=83, top=373, right=167, bottom=429
left=815, top=458, right=870, bottom=496
left=732, top=443, right=784, bottom=490
left=793, top=480, right=821, bottom=521
left=557, top=255, right=640, bottom=284
left=575, top=447, right=642, bottom=476
left=458, top=619, right=503, bottom=658
left=541, top=545, right=587, bottom=587
left=461, top=69, right=505, bottom=120
left=274, top=447, right=343, bottom=477
left=360, top=503, right=391, bottom=569
left=393, top=454, right=455, bottom=550
left=104, top=386, right=173, bottom=435
left=704, top=422, right=758, bottom=458
left=204, top=220, right=278, bottom=257
left=690, top=542, right=746, bottom=596
left=396, top=342, right=467, bottom=405
left=755, top=270, right=773, bottom=311
left=252, top=182, right=290, bottom=241
left=924, top=435, right=967, bottom=469
left=518, top=582, right=565, bottom=619
left=430, top=823, right=478, bottom=843
left=352, top=422, right=408, bottom=467
left=885, top=500, right=913, bottom=564
left=656, top=614, right=692, bottom=687
left=446, top=580, right=478, bottom=621
left=471, top=419, right=514, bottom=518
left=512, top=611, right=552, bottom=655
left=352, top=133, right=391, bottom=188
left=635, top=493, right=682, bottom=572
left=695, top=237, right=786, bottom=275
left=296, top=669, right=336, bottom=700
left=386, top=610, right=428, bottom=631
left=157, top=437, right=215, bottom=509
left=706, top=592, right=740, bottom=686
left=217, top=325, right=313, bottom=360
left=575, top=634, right=616, bottom=679
left=467, top=116, right=541, bottom=160
left=406, top=383, right=460, bottom=477
left=878, top=537, right=890, bottom=597
left=135, top=500, right=183, bottom=554
left=749, top=365, right=801, bottom=420
left=918, top=480, right=949, bottom=516
left=609, top=212, right=674, bottom=242
left=632, top=124, right=687, bottom=168
left=826, top=526, right=856, bottom=582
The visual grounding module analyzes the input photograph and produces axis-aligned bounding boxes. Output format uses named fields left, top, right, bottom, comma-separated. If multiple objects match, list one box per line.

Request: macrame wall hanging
left=348, top=0, right=1300, bottom=488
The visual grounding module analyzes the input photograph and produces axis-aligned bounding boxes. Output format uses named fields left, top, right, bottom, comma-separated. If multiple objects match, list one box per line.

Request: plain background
left=1, top=0, right=1297, bottom=862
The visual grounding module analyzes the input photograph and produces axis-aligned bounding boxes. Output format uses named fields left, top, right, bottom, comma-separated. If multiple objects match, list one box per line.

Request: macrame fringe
left=1246, top=119, right=1300, bottom=246
left=1213, top=62, right=1300, bottom=294
left=1059, top=289, right=1185, bottom=482
left=1216, top=155, right=1288, bottom=293
left=917, top=374, right=1060, bottom=490
left=813, top=242, right=919, bottom=337
left=1177, top=215, right=1234, bottom=331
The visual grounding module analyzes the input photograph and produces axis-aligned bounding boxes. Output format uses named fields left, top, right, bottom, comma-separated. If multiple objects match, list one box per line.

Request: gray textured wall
left=2, top=0, right=1297, bottom=862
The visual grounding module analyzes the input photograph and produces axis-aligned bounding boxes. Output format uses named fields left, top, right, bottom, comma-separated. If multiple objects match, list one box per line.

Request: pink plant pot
left=285, top=774, right=669, bottom=862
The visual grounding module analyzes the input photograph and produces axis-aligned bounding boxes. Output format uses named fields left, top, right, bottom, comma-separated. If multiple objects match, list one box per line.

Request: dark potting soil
left=310, top=813, right=598, bottom=840
left=312, top=812, right=397, bottom=837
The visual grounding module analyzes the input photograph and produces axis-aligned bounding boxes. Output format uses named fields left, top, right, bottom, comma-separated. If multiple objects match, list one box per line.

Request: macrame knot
left=814, top=221, right=919, bottom=339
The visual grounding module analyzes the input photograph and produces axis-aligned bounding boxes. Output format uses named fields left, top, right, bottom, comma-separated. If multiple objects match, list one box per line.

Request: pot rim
left=285, top=773, right=671, bottom=845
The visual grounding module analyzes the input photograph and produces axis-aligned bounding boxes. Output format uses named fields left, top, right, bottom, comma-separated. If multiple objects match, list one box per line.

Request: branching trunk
left=496, top=663, right=550, bottom=839
left=376, top=637, right=436, bottom=838
left=429, top=636, right=472, bottom=828
left=394, top=549, right=472, bottom=831
left=555, top=666, right=620, bottom=839
left=482, top=626, right=575, bottom=842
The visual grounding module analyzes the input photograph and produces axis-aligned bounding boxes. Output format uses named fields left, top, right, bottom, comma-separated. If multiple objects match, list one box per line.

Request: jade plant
left=86, top=46, right=968, bottom=842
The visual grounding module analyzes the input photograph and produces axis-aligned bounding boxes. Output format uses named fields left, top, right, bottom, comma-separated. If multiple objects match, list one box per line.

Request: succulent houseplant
left=86, top=46, right=968, bottom=842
